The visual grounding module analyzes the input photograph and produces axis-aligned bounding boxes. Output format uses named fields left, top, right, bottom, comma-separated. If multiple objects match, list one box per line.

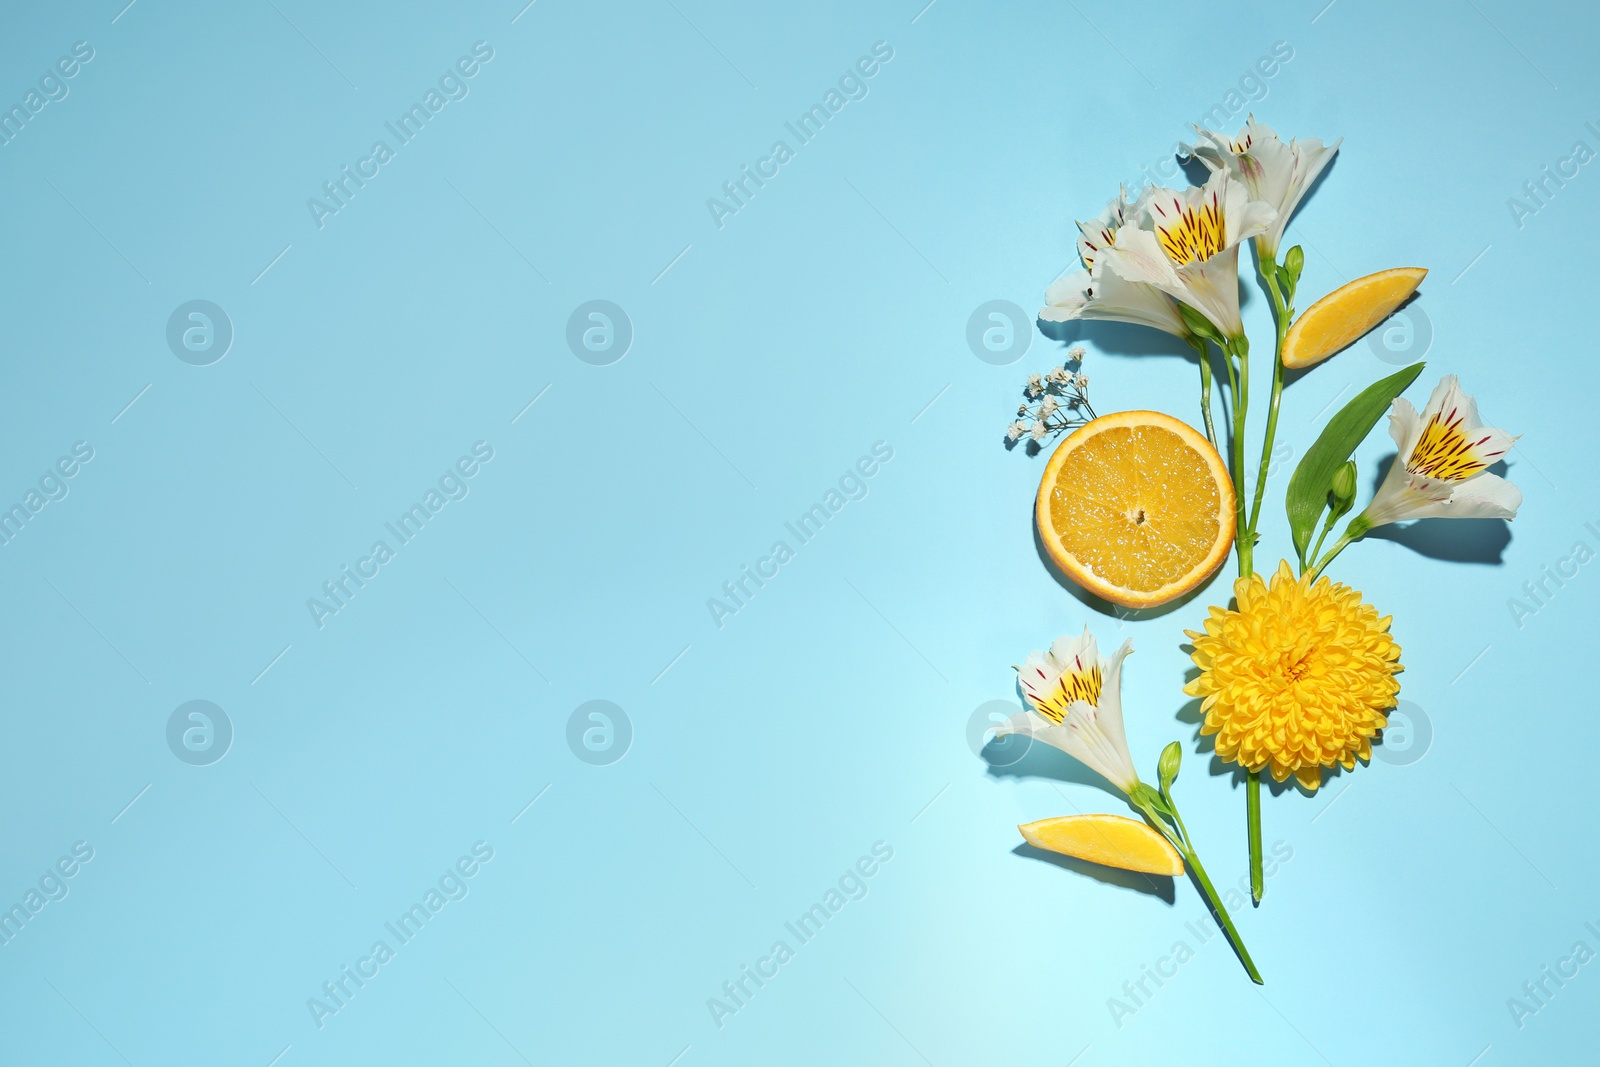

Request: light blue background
left=0, top=0, right=1595, bottom=1063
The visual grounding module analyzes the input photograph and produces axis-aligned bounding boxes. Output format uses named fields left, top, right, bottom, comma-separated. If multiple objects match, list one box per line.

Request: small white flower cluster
left=1006, top=346, right=1096, bottom=448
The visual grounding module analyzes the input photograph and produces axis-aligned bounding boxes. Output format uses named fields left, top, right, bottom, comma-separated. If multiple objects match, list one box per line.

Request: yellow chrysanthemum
left=1184, top=560, right=1402, bottom=791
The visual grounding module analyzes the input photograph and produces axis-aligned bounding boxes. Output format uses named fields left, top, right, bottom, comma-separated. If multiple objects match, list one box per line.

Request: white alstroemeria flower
left=1184, top=116, right=1339, bottom=260
left=1098, top=169, right=1275, bottom=341
left=997, top=628, right=1139, bottom=795
left=1039, top=189, right=1193, bottom=341
left=1041, top=264, right=1195, bottom=339
left=1359, top=375, right=1520, bottom=528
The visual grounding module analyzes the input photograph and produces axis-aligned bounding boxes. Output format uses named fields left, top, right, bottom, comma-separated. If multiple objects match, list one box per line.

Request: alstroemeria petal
left=1275, top=136, right=1339, bottom=250
left=1012, top=631, right=1140, bottom=794
left=1375, top=471, right=1522, bottom=523
left=1362, top=376, right=1520, bottom=528
left=1184, top=116, right=1339, bottom=258
left=1047, top=626, right=1099, bottom=677
left=1100, top=225, right=1188, bottom=300
left=1039, top=264, right=1191, bottom=339
left=1019, top=714, right=1139, bottom=795
left=1218, top=169, right=1278, bottom=248
left=1100, top=170, right=1271, bottom=340
left=1022, top=627, right=1102, bottom=724
left=1387, top=396, right=1423, bottom=456
left=1441, top=472, right=1521, bottom=520
left=1093, top=639, right=1136, bottom=773
left=1362, top=470, right=1456, bottom=527
left=1173, top=244, right=1247, bottom=339
left=1075, top=189, right=1131, bottom=273
left=1039, top=269, right=1092, bottom=323
left=1405, top=375, right=1514, bottom=480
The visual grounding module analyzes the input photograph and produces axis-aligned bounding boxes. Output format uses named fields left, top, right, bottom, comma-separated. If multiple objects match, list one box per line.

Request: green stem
left=1304, top=507, right=1341, bottom=575
left=1229, top=336, right=1252, bottom=577
left=1161, top=787, right=1192, bottom=846
left=1246, top=269, right=1291, bottom=539
left=1134, top=795, right=1263, bottom=984
left=1238, top=259, right=1295, bottom=904
left=1181, top=837, right=1265, bottom=984
left=1309, top=514, right=1371, bottom=580
left=1190, top=337, right=1219, bottom=448
left=1216, top=332, right=1263, bottom=899
left=1246, top=771, right=1263, bottom=903
left=1221, top=332, right=1240, bottom=401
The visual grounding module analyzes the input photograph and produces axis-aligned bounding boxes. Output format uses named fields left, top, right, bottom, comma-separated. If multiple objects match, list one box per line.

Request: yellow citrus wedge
left=1281, top=266, right=1428, bottom=369
left=1019, top=814, right=1184, bottom=876
left=1035, top=410, right=1234, bottom=609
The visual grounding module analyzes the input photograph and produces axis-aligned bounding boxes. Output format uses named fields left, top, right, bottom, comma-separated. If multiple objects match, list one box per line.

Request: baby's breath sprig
left=1005, top=345, right=1096, bottom=452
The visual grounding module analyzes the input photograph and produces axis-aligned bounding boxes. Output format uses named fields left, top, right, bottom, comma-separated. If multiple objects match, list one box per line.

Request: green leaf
left=1286, top=363, right=1426, bottom=562
left=1274, top=263, right=1296, bottom=296
left=1131, top=782, right=1174, bottom=819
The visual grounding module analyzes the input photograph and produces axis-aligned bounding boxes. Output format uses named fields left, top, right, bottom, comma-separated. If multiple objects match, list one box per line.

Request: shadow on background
left=982, top=729, right=1124, bottom=804
left=1366, top=517, right=1511, bottom=564
left=1012, top=843, right=1176, bottom=904
left=1036, top=317, right=1197, bottom=362
left=1358, top=454, right=1514, bottom=564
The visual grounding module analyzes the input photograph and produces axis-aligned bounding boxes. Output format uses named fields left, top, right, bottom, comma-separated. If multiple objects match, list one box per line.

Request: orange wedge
left=1282, top=267, right=1428, bottom=369
left=1019, top=814, right=1184, bottom=875
left=1035, top=410, right=1234, bottom=609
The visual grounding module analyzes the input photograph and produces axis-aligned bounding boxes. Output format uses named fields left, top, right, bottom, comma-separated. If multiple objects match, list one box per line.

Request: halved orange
left=1036, top=410, right=1234, bottom=609
left=1019, top=814, right=1184, bottom=876
left=1282, top=267, right=1428, bottom=369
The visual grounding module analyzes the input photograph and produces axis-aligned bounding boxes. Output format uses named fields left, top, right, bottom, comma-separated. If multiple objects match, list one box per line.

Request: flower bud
left=1283, top=244, right=1305, bottom=285
left=1158, top=741, right=1182, bottom=792
left=1329, top=460, right=1358, bottom=518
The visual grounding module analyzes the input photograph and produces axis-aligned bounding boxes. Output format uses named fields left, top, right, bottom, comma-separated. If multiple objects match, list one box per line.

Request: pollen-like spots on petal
left=1032, top=658, right=1103, bottom=724
left=1080, top=227, right=1116, bottom=271
left=1407, top=406, right=1502, bottom=481
left=1154, top=192, right=1227, bottom=266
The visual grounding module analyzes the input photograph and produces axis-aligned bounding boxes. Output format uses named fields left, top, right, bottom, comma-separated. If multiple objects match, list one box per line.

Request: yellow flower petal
left=1187, top=561, right=1402, bottom=789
